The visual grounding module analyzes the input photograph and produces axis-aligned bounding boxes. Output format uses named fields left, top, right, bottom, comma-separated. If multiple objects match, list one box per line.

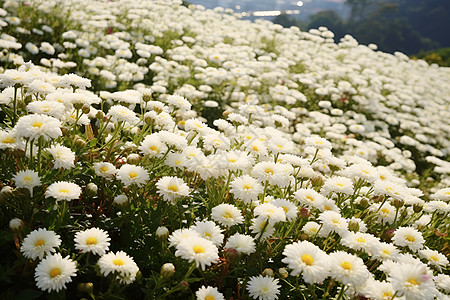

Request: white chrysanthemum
left=168, top=228, right=201, bottom=248
left=106, top=104, right=139, bottom=124
left=270, top=198, right=298, bottom=221
left=230, top=175, right=263, bottom=204
left=166, top=94, right=192, bottom=111
left=431, top=188, right=450, bottom=202
left=165, top=151, right=187, bottom=170
left=250, top=217, right=276, bottom=240
left=0, top=129, right=23, bottom=149
left=392, top=227, right=424, bottom=252
left=329, top=251, right=369, bottom=287
left=21, top=228, right=61, bottom=260
left=434, top=274, right=450, bottom=293
left=369, top=202, right=396, bottom=224
left=224, top=150, right=254, bottom=171
left=15, top=114, right=62, bottom=141
left=156, top=176, right=190, bottom=203
left=211, top=204, right=244, bottom=227
left=418, top=248, right=449, bottom=271
left=74, top=228, right=111, bottom=256
left=302, top=221, right=321, bottom=236
left=27, top=100, right=65, bottom=119
left=97, top=251, right=139, bottom=284
left=321, top=176, right=354, bottom=195
left=281, top=241, right=329, bottom=284
left=294, top=188, right=325, bottom=209
left=304, top=135, right=332, bottom=150
left=116, top=164, right=149, bottom=186
left=93, top=162, right=117, bottom=178
left=34, top=253, right=77, bottom=292
left=362, top=279, right=396, bottom=300
left=341, top=232, right=379, bottom=253
left=46, top=144, right=75, bottom=169
left=253, top=203, right=286, bottom=224
left=225, top=233, right=256, bottom=255
left=388, top=263, right=437, bottom=300
left=195, top=285, right=225, bottom=300
left=252, top=161, right=289, bottom=187
left=318, top=211, right=348, bottom=237
left=13, top=169, right=41, bottom=196
left=139, top=134, right=168, bottom=158
left=45, top=181, right=82, bottom=201
left=175, top=236, right=219, bottom=270
left=246, top=275, right=280, bottom=300
left=191, top=220, right=224, bottom=246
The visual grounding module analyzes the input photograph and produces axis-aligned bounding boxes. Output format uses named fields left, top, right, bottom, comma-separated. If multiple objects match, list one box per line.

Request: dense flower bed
left=0, top=0, right=449, bottom=299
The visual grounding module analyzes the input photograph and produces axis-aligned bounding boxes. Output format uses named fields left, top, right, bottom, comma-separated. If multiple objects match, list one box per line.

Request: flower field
left=0, top=0, right=449, bottom=299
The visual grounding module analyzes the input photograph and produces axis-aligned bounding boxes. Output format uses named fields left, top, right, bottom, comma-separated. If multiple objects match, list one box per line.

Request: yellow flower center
left=168, top=185, right=179, bottom=192
left=193, top=246, right=205, bottom=254
left=129, top=172, right=138, bottom=178
left=223, top=212, right=233, bottom=219
left=252, top=145, right=259, bottom=151
left=356, top=237, right=366, bottom=243
left=150, top=145, right=158, bottom=151
left=86, top=237, right=97, bottom=245
left=430, top=255, right=439, bottom=262
left=265, top=168, right=274, bottom=175
left=382, top=292, right=393, bottom=298
left=113, top=259, right=124, bottom=266
left=381, top=208, right=390, bottom=215
left=175, top=160, right=181, bottom=165
left=35, top=239, right=45, bottom=246
left=49, top=268, right=61, bottom=278
left=2, top=137, right=15, bottom=144
left=336, top=183, right=343, bottom=187
left=301, top=254, right=314, bottom=266
left=332, top=219, right=340, bottom=224
left=243, top=184, right=252, bottom=190
left=405, top=235, right=415, bottom=242
left=408, top=278, right=419, bottom=286
left=59, top=189, right=70, bottom=194
left=324, top=205, right=331, bottom=210
left=100, top=166, right=109, bottom=173
left=32, top=121, right=43, bottom=128
left=306, top=196, right=314, bottom=202
left=282, top=206, right=288, bottom=213
left=204, top=232, right=211, bottom=238
left=380, top=175, right=386, bottom=180
left=382, top=249, right=390, bottom=256
left=205, top=296, right=215, bottom=300
left=24, top=176, right=32, bottom=182
left=341, top=261, right=353, bottom=270
left=228, top=158, right=237, bottom=163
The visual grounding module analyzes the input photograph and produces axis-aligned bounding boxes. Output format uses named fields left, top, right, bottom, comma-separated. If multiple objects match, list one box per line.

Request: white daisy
left=74, top=228, right=111, bottom=256
left=246, top=275, right=280, bottom=300
left=21, top=228, right=61, bottom=260
left=45, top=181, right=82, bottom=201
left=211, top=204, right=244, bottom=227
left=116, top=164, right=149, bottom=186
left=175, top=236, right=219, bottom=271
left=34, top=253, right=77, bottom=292
left=156, top=176, right=190, bottom=203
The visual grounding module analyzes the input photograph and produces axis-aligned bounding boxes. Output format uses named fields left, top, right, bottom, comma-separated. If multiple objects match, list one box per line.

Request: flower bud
left=279, top=268, right=289, bottom=279
left=74, top=137, right=87, bottom=148
left=156, top=226, right=169, bottom=240
left=81, top=104, right=91, bottom=115
left=73, top=102, right=84, bottom=110
left=348, top=220, right=360, bottom=232
left=96, top=110, right=105, bottom=120
left=86, top=183, right=98, bottom=196
left=311, top=176, right=324, bottom=187
left=300, top=233, right=309, bottom=241
left=299, top=207, right=310, bottom=219
left=262, top=268, right=274, bottom=277
left=9, top=218, right=24, bottom=231
left=142, top=94, right=152, bottom=102
left=382, top=228, right=395, bottom=242
left=126, top=153, right=140, bottom=165
left=160, top=263, right=175, bottom=279
left=114, top=194, right=128, bottom=205
left=223, top=247, right=239, bottom=263
left=77, top=282, right=94, bottom=294
left=180, top=280, right=189, bottom=290
left=393, top=198, right=404, bottom=209
left=358, top=198, right=369, bottom=209
left=413, top=203, right=423, bottom=213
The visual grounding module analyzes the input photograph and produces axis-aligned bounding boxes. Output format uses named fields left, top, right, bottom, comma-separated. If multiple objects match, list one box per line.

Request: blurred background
left=186, top=0, right=450, bottom=66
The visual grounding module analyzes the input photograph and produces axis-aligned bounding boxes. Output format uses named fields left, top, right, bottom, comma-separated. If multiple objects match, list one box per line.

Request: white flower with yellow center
left=116, top=164, right=149, bottom=186
left=156, top=176, right=190, bottom=203
left=230, top=175, right=263, bottom=204
left=195, top=285, right=225, bottom=300
left=254, top=203, right=286, bottom=224
left=34, top=253, right=77, bottom=292
left=74, top=228, right=111, bottom=256
left=329, top=251, right=369, bottom=287
left=97, top=251, right=139, bottom=284
left=282, top=241, right=329, bottom=284
left=191, top=220, right=224, bottom=246
left=21, top=228, right=61, bottom=260
left=46, top=144, right=75, bottom=170
left=45, top=181, right=82, bottom=201
left=392, top=227, right=424, bottom=252
left=13, top=169, right=41, bottom=196
left=419, top=248, right=448, bottom=271
left=93, top=162, right=117, bottom=178
left=246, top=275, right=280, bottom=300
left=175, top=236, right=219, bottom=271
left=294, top=188, right=325, bottom=209
left=388, top=262, right=437, bottom=300
left=14, top=114, right=62, bottom=141
left=211, top=204, right=244, bottom=227
left=225, top=233, right=256, bottom=255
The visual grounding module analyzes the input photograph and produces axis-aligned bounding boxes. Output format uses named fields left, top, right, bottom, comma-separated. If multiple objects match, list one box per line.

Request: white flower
left=195, top=286, right=225, bottom=300
left=225, top=233, right=256, bottom=255
left=211, top=204, right=244, bottom=227
left=34, top=253, right=77, bottom=292
left=93, top=162, right=117, bottom=178
left=253, top=203, right=286, bottom=224
left=175, top=236, right=219, bottom=271
left=252, top=161, right=289, bottom=187
left=97, top=251, right=139, bottom=284
left=168, top=228, right=201, bottom=248
left=21, top=228, right=61, bottom=260
left=139, top=134, right=168, bottom=158
left=418, top=248, right=448, bottom=271
left=166, top=94, right=191, bottom=111
left=45, top=181, right=82, bottom=201
left=388, top=263, right=437, bottom=300
left=230, top=175, right=263, bottom=204
left=46, top=144, right=75, bottom=169
left=392, top=227, right=425, bottom=252
left=116, top=164, right=149, bottom=186
left=329, top=251, right=369, bottom=287
left=106, top=104, right=139, bottom=124
left=321, top=176, right=354, bottom=195
left=246, top=275, right=281, bottom=300
left=74, top=228, right=111, bottom=256
left=318, top=211, right=348, bottom=237
left=13, top=169, right=41, bottom=196
left=156, top=176, right=190, bottom=203
left=191, top=220, right=224, bottom=246
left=15, top=114, right=62, bottom=141
left=270, top=198, right=298, bottom=221
left=282, top=241, right=329, bottom=284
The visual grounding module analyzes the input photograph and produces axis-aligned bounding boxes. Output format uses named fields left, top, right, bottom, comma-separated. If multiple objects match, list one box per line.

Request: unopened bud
left=413, top=203, right=423, bottom=213
left=73, top=102, right=84, bottom=110
left=223, top=247, right=239, bottom=262
left=348, top=220, right=360, bottom=232
left=82, top=104, right=91, bottom=114
left=382, top=228, right=395, bottom=242
left=393, top=198, right=404, bottom=209
left=114, top=194, right=128, bottom=205
left=372, top=195, right=384, bottom=203
left=358, top=198, right=369, bottom=209
left=96, top=110, right=104, bottom=120
left=77, top=282, right=94, bottom=294
left=160, top=263, right=175, bottom=278
left=279, top=268, right=289, bottom=279
left=156, top=226, right=169, bottom=240
left=74, top=137, right=86, bottom=148
left=311, top=176, right=324, bottom=187
left=9, top=218, right=24, bottom=231
left=126, top=153, right=140, bottom=165
left=300, top=233, right=309, bottom=241
left=86, top=183, right=98, bottom=196
left=142, top=94, right=152, bottom=102
left=180, top=280, right=189, bottom=290
left=262, top=268, right=274, bottom=277
left=299, top=207, right=310, bottom=219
